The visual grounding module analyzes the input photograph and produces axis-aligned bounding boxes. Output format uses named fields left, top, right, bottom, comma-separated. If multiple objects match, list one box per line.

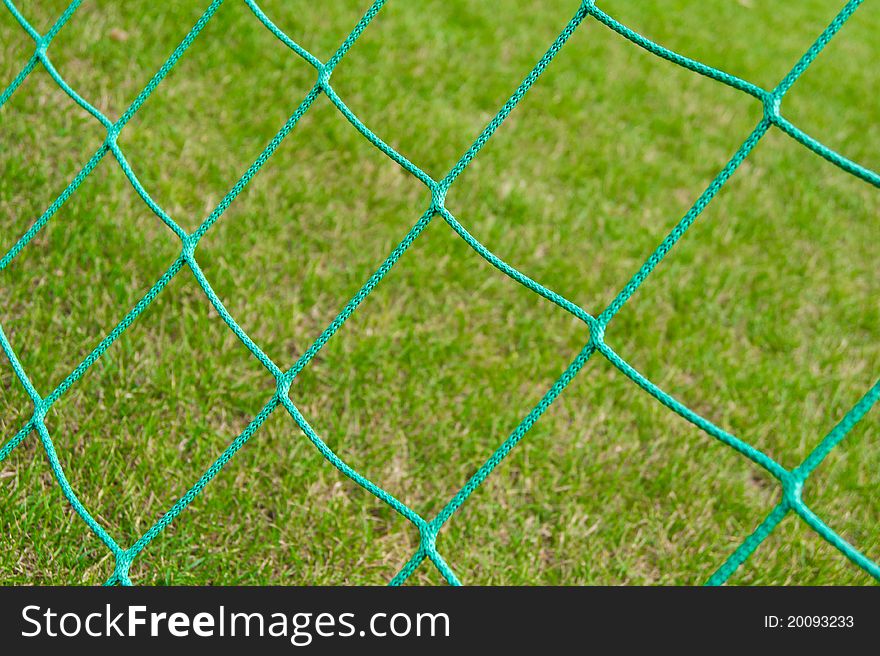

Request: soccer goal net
left=0, top=0, right=877, bottom=585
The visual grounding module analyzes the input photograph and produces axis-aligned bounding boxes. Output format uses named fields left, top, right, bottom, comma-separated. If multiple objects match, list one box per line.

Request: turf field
left=0, top=0, right=877, bottom=585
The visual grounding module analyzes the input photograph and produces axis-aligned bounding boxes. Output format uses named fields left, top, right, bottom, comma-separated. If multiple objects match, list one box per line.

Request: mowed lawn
left=0, top=0, right=877, bottom=585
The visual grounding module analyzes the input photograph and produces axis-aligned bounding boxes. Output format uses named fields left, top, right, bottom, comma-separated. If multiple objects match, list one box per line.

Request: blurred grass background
left=0, top=0, right=877, bottom=585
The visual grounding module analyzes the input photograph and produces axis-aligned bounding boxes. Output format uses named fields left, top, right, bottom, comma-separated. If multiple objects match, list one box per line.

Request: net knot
left=181, top=235, right=197, bottom=261
left=112, top=552, right=133, bottom=586
left=32, top=401, right=48, bottom=425
left=419, top=527, right=437, bottom=553
left=276, top=376, right=292, bottom=399
left=105, top=123, right=122, bottom=146
left=762, top=91, right=782, bottom=125
left=317, top=65, right=332, bottom=90
left=34, top=38, right=48, bottom=61
left=431, top=183, right=448, bottom=211
left=781, top=472, right=804, bottom=509
left=586, top=316, right=605, bottom=347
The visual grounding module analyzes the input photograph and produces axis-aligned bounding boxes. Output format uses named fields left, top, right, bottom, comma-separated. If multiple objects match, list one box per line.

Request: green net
left=0, top=0, right=877, bottom=586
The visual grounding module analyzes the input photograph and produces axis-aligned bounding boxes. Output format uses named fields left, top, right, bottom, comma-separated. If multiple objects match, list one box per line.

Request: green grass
left=0, top=0, right=877, bottom=585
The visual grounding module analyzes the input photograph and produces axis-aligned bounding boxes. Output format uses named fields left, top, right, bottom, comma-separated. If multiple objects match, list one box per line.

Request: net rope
left=0, top=0, right=877, bottom=586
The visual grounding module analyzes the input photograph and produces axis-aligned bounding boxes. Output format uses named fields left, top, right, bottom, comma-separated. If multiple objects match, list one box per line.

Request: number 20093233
left=764, top=616, right=854, bottom=629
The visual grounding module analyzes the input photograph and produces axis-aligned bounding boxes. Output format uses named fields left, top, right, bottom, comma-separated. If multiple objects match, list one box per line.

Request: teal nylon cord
left=0, top=0, right=877, bottom=586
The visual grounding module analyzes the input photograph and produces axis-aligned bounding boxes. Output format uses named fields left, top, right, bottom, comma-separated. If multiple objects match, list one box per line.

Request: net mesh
left=0, top=0, right=877, bottom=586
